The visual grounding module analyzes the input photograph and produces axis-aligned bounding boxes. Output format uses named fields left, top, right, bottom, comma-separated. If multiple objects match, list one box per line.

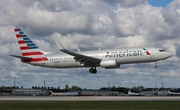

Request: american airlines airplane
left=11, top=28, right=172, bottom=74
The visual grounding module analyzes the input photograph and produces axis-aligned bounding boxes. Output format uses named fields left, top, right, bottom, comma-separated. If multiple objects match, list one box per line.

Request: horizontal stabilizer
left=10, top=55, right=32, bottom=60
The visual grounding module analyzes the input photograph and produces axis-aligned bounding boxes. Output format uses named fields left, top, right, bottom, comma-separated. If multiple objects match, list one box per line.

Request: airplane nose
left=166, top=52, right=172, bottom=58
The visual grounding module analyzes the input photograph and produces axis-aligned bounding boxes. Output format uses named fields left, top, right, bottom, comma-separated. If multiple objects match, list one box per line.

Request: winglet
left=55, top=40, right=65, bottom=51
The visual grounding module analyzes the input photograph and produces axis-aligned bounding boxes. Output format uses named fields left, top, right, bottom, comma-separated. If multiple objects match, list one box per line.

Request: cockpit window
left=159, top=50, right=165, bottom=52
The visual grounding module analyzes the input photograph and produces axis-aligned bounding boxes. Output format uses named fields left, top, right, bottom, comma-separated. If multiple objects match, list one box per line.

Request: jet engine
left=100, top=59, right=120, bottom=69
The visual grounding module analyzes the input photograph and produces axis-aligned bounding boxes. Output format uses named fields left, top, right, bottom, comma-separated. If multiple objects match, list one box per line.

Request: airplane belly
left=51, top=60, right=80, bottom=68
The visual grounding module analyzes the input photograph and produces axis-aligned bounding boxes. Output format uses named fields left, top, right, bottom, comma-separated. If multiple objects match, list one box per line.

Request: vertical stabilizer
left=14, top=28, right=48, bottom=63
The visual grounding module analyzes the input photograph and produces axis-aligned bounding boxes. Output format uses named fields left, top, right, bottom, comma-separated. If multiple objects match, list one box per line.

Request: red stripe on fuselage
left=16, top=34, right=22, bottom=38
left=18, top=40, right=25, bottom=44
left=22, top=52, right=44, bottom=56
left=22, top=57, right=48, bottom=63
left=20, top=46, right=29, bottom=50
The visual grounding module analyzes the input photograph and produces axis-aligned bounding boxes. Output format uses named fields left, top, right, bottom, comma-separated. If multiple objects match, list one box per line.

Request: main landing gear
left=154, top=65, right=158, bottom=68
left=89, top=67, right=97, bottom=74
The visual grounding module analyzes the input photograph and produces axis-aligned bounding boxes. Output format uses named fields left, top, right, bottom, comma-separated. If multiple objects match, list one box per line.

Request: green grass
left=0, top=101, right=180, bottom=110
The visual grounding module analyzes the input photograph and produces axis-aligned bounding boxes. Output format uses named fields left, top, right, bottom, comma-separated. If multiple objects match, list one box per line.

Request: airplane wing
left=55, top=40, right=101, bottom=66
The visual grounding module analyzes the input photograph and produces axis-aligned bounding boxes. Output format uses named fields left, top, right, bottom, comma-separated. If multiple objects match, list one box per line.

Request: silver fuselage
left=28, top=47, right=171, bottom=69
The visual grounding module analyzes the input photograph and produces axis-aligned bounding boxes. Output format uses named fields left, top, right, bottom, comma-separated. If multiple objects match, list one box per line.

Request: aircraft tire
left=93, top=69, right=97, bottom=74
left=155, top=65, right=158, bottom=68
left=89, top=68, right=93, bottom=73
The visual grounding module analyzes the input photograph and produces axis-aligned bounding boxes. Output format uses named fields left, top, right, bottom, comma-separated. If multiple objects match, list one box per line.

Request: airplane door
left=41, top=57, right=45, bottom=64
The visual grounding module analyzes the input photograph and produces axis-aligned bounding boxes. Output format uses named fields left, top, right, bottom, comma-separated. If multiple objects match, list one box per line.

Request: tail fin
left=13, top=28, right=48, bottom=63
left=14, top=28, right=44, bottom=57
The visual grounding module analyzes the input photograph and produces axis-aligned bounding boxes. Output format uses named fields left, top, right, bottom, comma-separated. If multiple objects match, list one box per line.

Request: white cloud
left=103, top=0, right=147, bottom=7
left=0, top=0, right=179, bottom=88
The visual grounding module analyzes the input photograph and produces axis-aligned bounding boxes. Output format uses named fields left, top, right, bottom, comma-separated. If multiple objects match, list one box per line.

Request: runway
left=0, top=96, right=180, bottom=101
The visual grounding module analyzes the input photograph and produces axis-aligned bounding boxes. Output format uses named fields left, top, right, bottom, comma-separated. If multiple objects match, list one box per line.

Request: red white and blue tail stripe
left=14, top=28, right=48, bottom=62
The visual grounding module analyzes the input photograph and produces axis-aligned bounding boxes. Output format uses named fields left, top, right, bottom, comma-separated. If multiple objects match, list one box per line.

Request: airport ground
left=0, top=98, right=180, bottom=110
left=0, top=96, right=180, bottom=101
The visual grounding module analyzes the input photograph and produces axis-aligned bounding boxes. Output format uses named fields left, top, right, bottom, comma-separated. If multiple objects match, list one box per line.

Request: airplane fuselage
left=27, top=47, right=171, bottom=69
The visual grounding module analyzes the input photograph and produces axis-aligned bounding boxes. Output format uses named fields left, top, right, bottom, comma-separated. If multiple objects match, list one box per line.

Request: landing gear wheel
left=93, top=69, right=97, bottom=74
left=89, top=68, right=94, bottom=73
left=154, top=65, right=158, bottom=68
left=89, top=67, right=97, bottom=74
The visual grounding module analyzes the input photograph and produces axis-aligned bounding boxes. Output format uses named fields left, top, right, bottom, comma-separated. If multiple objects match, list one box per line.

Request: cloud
left=0, top=0, right=179, bottom=88
left=103, top=0, right=147, bottom=7
left=175, top=43, right=180, bottom=58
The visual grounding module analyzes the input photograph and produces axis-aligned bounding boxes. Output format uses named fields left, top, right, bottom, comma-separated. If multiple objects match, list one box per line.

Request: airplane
left=49, top=91, right=63, bottom=96
left=11, top=28, right=172, bottom=74
left=168, top=90, right=180, bottom=96
left=128, top=91, right=144, bottom=96
left=50, top=91, right=80, bottom=96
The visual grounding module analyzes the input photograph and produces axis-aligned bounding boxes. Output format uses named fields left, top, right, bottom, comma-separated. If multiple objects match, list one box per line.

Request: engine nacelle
left=100, top=59, right=120, bottom=69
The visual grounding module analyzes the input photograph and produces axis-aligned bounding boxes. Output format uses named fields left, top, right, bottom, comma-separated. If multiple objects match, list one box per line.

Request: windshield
left=159, top=50, right=165, bottom=52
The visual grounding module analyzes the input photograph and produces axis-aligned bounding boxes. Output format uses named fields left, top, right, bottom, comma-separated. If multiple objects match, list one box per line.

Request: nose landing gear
left=89, top=67, right=97, bottom=74
left=154, top=61, right=163, bottom=68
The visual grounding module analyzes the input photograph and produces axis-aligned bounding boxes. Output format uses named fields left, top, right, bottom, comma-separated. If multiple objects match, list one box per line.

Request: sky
left=0, top=0, right=179, bottom=89
left=148, top=0, right=173, bottom=7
